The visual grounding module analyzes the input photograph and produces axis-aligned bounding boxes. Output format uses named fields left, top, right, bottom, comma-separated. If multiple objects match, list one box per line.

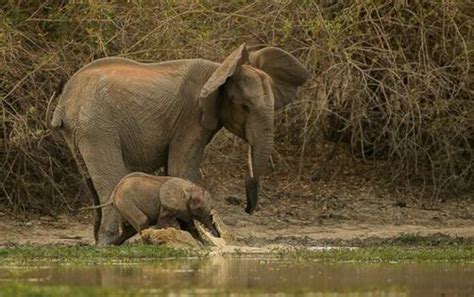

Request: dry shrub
left=310, top=1, right=473, bottom=196
left=1, top=1, right=472, bottom=212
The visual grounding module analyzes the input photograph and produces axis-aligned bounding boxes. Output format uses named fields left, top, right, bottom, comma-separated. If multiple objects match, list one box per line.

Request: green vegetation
left=1, top=241, right=473, bottom=264
left=317, top=233, right=474, bottom=248
left=0, top=244, right=198, bottom=264
left=287, top=246, right=474, bottom=262
left=1, top=1, right=472, bottom=212
left=0, top=284, right=141, bottom=297
left=280, top=234, right=474, bottom=262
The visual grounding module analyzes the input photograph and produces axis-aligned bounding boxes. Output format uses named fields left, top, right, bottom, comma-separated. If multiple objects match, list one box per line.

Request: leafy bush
left=1, top=1, right=471, bottom=212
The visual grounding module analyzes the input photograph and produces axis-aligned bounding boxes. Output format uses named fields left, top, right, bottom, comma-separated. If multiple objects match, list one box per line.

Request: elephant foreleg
left=167, top=130, right=209, bottom=182
left=178, top=220, right=203, bottom=243
left=155, top=207, right=180, bottom=229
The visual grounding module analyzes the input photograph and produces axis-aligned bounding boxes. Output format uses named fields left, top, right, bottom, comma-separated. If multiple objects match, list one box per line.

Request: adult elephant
left=51, top=43, right=309, bottom=245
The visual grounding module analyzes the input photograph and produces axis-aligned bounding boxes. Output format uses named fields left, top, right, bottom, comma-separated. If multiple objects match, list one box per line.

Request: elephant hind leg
left=111, top=223, right=136, bottom=246
left=63, top=132, right=102, bottom=243
left=115, top=198, right=150, bottom=233
left=85, top=177, right=101, bottom=243
left=77, top=134, right=130, bottom=245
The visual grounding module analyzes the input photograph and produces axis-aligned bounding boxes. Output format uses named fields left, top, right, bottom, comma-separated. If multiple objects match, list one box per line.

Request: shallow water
left=1, top=257, right=473, bottom=296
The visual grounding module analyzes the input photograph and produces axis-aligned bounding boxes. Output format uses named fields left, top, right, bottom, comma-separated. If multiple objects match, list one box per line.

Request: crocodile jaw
left=194, top=210, right=232, bottom=247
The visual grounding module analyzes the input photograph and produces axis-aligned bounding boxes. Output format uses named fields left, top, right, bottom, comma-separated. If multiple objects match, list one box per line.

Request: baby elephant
left=88, top=172, right=219, bottom=245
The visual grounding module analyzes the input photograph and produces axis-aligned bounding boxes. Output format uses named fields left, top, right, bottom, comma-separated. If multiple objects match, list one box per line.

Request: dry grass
left=1, top=1, right=472, bottom=212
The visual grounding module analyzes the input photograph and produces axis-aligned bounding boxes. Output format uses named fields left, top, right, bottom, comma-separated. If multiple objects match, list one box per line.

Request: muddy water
left=1, top=257, right=473, bottom=296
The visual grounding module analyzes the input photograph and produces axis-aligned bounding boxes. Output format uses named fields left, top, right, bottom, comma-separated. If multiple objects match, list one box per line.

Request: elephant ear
left=199, top=43, right=249, bottom=130
left=249, top=47, right=309, bottom=109
left=160, top=179, right=187, bottom=213
left=187, top=192, right=202, bottom=210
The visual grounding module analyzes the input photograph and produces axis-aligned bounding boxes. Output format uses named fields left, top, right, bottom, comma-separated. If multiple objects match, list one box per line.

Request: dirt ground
left=1, top=136, right=473, bottom=247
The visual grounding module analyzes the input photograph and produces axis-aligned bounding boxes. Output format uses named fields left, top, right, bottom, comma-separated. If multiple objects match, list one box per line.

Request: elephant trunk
left=245, top=108, right=274, bottom=214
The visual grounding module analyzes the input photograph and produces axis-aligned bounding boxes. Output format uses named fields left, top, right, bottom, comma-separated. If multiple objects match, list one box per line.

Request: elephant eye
left=242, top=104, right=250, bottom=112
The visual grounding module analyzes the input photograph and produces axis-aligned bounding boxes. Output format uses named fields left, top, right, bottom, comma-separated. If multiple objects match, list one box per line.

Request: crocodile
left=140, top=210, right=234, bottom=249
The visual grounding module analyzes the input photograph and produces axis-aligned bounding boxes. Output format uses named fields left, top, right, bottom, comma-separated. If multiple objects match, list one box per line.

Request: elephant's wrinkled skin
left=99, top=173, right=219, bottom=245
left=51, top=43, right=309, bottom=245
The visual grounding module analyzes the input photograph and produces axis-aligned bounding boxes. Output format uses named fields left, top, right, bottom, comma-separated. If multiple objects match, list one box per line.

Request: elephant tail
left=50, top=107, right=63, bottom=129
left=48, top=78, right=66, bottom=130
left=77, top=200, right=114, bottom=211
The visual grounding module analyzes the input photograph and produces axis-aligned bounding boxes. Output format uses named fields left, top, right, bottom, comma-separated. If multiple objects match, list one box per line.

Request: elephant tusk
left=247, top=144, right=254, bottom=178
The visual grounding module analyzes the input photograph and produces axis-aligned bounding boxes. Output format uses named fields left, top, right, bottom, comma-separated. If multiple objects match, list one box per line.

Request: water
left=1, top=257, right=473, bottom=296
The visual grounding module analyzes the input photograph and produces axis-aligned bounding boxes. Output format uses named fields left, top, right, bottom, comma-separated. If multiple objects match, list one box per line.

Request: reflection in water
left=1, top=257, right=473, bottom=296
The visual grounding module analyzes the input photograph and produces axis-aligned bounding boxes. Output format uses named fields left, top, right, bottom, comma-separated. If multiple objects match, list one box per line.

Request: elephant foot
left=97, top=229, right=121, bottom=246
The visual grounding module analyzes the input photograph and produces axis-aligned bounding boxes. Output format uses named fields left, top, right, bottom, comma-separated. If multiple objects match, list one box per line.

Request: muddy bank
left=1, top=140, right=472, bottom=248
left=1, top=212, right=473, bottom=248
